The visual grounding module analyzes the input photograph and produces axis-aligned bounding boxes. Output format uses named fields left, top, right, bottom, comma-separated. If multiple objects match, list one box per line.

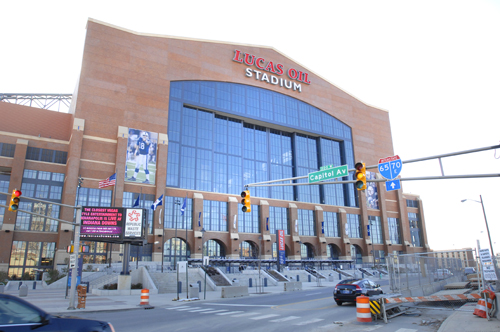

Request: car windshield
left=338, top=279, right=361, bottom=284
left=0, top=297, right=43, bottom=325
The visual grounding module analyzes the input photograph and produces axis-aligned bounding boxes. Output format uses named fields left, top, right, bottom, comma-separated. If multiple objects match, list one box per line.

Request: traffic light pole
left=0, top=191, right=82, bottom=310
left=67, top=207, right=81, bottom=310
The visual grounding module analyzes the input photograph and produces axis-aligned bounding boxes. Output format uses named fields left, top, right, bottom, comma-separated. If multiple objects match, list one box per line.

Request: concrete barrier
left=283, top=281, right=302, bottom=291
left=221, top=285, right=249, bottom=298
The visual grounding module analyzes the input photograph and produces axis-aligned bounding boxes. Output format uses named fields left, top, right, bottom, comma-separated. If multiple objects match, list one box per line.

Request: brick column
left=227, top=196, right=239, bottom=259
left=315, top=206, right=327, bottom=260
left=55, top=118, right=85, bottom=265
left=289, top=203, right=300, bottom=259
left=0, top=139, right=28, bottom=270
left=338, top=208, right=351, bottom=259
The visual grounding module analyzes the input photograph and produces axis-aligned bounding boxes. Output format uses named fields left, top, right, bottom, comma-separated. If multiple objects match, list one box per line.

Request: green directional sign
left=308, top=165, right=348, bottom=183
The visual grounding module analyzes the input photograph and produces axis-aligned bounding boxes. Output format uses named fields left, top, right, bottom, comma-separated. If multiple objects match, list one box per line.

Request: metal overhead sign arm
left=243, top=144, right=500, bottom=188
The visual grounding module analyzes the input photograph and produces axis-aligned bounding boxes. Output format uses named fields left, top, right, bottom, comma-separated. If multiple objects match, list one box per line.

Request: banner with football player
left=125, top=128, right=158, bottom=184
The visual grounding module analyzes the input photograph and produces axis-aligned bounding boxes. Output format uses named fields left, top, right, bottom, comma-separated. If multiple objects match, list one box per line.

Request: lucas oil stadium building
left=0, top=19, right=430, bottom=278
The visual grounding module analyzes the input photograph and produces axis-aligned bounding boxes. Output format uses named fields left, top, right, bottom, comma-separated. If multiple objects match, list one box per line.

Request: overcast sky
left=2, top=0, right=499, bottom=253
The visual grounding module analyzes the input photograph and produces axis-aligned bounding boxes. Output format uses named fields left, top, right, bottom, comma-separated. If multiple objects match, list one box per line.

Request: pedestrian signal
left=354, top=162, right=367, bottom=190
left=241, top=190, right=251, bottom=213
left=8, top=189, right=22, bottom=212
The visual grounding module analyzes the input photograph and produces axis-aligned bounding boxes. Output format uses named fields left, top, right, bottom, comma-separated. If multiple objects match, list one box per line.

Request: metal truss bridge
left=0, top=93, right=72, bottom=113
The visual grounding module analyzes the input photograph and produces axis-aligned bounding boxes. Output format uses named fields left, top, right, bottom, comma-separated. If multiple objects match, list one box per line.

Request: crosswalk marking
left=188, top=309, right=217, bottom=312
left=176, top=307, right=201, bottom=311
left=200, top=310, right=228, bottom=314
left=293, top=318, right=324, bottom=326
left=166, top=306, right=189, bottom=310
left=394, top=329, right=417, bottom=332
left=216, top=311, right=244, bottom=315
left=269, top=316, right=301, bottom=322
left=230, top=312, right=260, bottom=317
left=250, top=314, right=280, bottom=320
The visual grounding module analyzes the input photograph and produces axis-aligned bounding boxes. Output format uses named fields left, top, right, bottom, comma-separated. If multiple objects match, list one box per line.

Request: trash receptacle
left=232, top=278, right=239, bottom=286
left=19, top=284, right=28, bottom=297
left=328, top=276, right=334, bottom=282
left=189, top=283, right=199, bottom=298
left=0, top=283, right=4, bottom=293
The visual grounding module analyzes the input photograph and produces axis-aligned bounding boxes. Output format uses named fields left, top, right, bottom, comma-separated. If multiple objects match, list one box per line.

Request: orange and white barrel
left=356, top=295, right=372, bottom=323
left=473, top=290, right=496, bottom=318
left=140, top=289, right=150, bottom=306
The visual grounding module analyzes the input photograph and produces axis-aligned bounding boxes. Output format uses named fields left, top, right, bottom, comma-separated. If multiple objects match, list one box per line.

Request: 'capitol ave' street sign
left=308, top=165, right=348, bottom=183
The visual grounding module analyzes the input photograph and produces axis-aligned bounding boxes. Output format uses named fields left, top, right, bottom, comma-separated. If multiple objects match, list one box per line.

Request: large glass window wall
left=203, top=200, right=228, bottom=232
left=347, top=214, right=362, bottom=238
left=16, top=170, right=64, bottom=232
left=268, top=206, right=288, bottom=234
left=388, top=217, right=402, bottom=244
left=323, top=211, right=339, bottom=238
left=167, top=81, right=356, bottom=207
left=409, top=212, right=422, bottom=247
left=164, top=196, right=193, bottom=230
left=237, top=205, right=259, bottom=233
left=369, top=216, right=383, bottom=244
left=297, top=209, right=315, bottom=236
left=9, top=241, right=55, bottom=280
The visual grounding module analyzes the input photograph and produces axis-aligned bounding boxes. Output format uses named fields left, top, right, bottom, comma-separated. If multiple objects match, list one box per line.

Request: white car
left=434, top=269, right=452, bottom=280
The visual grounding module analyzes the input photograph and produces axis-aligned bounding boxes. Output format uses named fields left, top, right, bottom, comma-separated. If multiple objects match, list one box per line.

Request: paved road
left=73, top=287, right=451, bottom=332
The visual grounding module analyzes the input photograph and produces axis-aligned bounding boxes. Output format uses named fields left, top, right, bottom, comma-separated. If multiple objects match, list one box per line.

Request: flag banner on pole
left=99, top=173, right=116, bottom=188
left=180, top=196, right=187, bottom=215
left=151, top=195, right=163, bottom=210
left=198, top=212, right=201, bottom=227
left=133, top=194, right=140, bottom=208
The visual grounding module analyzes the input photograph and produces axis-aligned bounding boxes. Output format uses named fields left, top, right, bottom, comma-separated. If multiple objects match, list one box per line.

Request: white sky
left=1, top=0, right=500, bottom=253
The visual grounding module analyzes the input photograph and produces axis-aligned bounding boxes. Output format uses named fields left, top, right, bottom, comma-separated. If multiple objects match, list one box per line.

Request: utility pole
left=68, top=207, right=82, bottom=310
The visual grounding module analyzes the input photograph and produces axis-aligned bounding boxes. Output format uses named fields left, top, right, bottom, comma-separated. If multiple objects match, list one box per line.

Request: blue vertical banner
left=321, top=221, right=324, bottom=234
left=198, top=212, right=201, bottom=227
left=266, top=217, right=269, bottom=231
left=68, top=257, right=84, bottom=287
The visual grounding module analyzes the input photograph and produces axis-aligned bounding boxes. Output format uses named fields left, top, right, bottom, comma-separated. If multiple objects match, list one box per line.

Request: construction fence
left=386, top=250, right=483, bottom=312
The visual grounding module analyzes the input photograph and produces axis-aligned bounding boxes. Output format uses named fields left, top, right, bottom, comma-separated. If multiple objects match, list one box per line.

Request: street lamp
left=200, top=228, right=206, bottom=299
left=461, top=195, right=500, bottom=282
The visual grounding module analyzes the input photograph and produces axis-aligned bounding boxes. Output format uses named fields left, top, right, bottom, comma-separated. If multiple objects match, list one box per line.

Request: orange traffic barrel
left=356, top=295, right=372, bottom=323
left=140, top=289, right=150, bottom=306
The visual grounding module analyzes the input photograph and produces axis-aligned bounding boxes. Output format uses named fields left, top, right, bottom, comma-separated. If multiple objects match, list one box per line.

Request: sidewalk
left=437, top=301, right=500, bottom=332
left=3, top=281, right=338, bottom=315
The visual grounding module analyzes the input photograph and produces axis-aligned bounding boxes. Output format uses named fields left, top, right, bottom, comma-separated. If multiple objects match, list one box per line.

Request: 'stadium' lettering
left=245, top=68, right=301, bottom=92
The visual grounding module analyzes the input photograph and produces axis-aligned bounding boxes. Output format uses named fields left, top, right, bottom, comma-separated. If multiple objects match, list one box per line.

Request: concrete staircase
left=267, top=269, right=289, bottom=282
left=305, top=268, right=326, bottom=279
left=150, top=269, right=211, bottom=294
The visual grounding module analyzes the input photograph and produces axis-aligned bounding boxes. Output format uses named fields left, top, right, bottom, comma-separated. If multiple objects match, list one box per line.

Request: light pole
left=462, top=195, right=500, bottom=282
left=173, top=199, right=181, bottom=270
left=201, top=228, right=206, bottom=299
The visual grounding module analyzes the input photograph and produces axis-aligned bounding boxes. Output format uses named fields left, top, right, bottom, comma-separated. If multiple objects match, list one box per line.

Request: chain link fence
left=387, top=250, right=483, bottom=312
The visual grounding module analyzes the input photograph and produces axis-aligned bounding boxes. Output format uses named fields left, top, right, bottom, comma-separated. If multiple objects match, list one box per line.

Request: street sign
left=385, top=179, right=401, bottom=192
left=308, top=165, right=348, bottom=183
left=479, top=248, right=498, bottom=281
left=69, top=254, right=77, bottom=269
left=378, top=155, right=402, bottom=180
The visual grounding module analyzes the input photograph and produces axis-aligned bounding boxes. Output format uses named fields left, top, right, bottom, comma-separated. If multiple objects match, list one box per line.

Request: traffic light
left=8, top=189, right=22, bottom=212
left=241, top=190, right=251, bottom=213
left=354, top=162, right=367, bottom=190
